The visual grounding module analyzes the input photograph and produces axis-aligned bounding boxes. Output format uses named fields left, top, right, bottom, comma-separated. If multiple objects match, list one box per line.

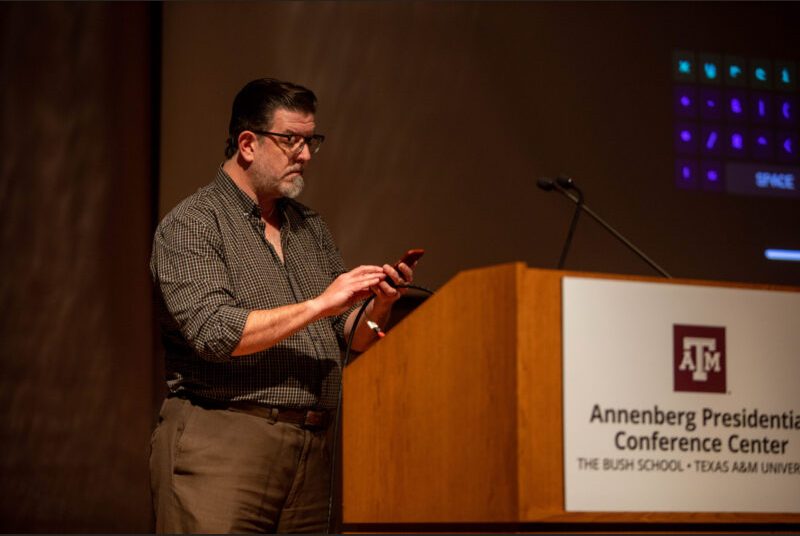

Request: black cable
left=557, top=186, right=584, bottom=269
left=325, top=283, right=434, bottom=534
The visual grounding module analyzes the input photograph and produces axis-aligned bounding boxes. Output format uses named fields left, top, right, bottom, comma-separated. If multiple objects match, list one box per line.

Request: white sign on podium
left=563, top=277, right=800, bottom=513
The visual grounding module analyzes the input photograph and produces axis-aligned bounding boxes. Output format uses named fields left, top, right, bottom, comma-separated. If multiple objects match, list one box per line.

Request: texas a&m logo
left=673, top=324, right=726, bottom=393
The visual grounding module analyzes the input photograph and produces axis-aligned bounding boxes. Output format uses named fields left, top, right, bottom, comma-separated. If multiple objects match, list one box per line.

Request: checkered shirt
left=150, top=168, right=355, bottom=410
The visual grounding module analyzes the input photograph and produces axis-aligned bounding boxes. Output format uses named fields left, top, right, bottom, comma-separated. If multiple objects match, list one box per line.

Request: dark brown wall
left=161, top=1, right=800, bottom=289
left=0, top=2, right=155, bottom=532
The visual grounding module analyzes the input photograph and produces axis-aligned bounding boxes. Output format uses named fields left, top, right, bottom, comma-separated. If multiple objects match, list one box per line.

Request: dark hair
left=224, top=78, right=317, bottom=159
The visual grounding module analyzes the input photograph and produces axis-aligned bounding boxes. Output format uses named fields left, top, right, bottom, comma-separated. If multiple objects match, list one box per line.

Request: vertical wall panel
left=0, top=3, right=154, bottom=531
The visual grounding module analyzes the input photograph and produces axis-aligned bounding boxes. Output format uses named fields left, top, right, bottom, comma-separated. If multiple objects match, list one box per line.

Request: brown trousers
left=149, top=396, right=333, bottom=534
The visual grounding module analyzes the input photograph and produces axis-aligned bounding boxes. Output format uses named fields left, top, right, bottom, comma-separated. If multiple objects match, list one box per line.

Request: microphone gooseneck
left=539, top=175, right=673, bottom=278
left=553, top=174, right=584, bottom=269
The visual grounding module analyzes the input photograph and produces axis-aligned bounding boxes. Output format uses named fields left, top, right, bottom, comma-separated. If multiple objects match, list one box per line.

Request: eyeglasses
left=251, top=130, right=325, bottom=156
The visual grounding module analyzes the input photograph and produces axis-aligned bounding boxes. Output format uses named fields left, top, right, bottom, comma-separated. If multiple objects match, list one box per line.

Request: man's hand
left=341, top=260, right=417, bottom=352
left=370, top=261, right=415, bottom=312
left=310, top=265, right=386, bottom=318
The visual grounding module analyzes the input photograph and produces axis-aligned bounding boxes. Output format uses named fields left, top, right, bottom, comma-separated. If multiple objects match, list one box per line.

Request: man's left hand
left=370, top=261, right=414, bottom=311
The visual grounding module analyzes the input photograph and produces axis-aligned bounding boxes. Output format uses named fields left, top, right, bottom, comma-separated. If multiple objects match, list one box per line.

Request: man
left=149, top=78, right=414, bottom=533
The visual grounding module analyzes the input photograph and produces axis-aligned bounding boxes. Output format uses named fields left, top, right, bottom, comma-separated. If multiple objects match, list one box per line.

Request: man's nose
left=295, top=142, right=312, bottom=163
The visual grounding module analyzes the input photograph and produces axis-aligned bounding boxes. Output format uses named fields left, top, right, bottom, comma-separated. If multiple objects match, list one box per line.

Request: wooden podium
left=341, top=263, right=799, bottom=530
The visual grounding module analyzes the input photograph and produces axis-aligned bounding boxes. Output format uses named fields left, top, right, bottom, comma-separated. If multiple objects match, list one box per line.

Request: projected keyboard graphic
left=672, top=50, right=799, bottom=199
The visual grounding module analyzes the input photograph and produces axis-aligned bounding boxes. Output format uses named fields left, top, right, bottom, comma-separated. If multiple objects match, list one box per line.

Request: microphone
left=538, top=175, right=672, bottom=278
left=556, top=175, right=576, bottom=190
left=536, top=177, right=555, bottom=191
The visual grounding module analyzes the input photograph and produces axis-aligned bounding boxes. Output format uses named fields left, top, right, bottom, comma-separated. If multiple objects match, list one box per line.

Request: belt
left=174, top=393, right=330, bottom=430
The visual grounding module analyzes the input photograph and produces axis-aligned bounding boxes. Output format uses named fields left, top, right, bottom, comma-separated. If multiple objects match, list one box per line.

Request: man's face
left=249, top=108, right=315, bottom=200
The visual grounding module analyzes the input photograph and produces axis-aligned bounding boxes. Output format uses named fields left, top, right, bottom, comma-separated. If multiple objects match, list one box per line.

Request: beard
left=278, top=173, right=305, bottom=199
left=252, top=163, right=305, bottom=200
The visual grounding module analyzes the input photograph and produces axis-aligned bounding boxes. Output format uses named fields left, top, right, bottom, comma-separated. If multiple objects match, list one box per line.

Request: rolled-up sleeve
left=151, top=213, right=249, bottom=362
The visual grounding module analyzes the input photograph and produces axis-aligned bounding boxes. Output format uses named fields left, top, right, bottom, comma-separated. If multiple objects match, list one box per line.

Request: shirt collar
left=213, top=166, right=262, bottom=217
left=213, top=166, right=292, bottom=223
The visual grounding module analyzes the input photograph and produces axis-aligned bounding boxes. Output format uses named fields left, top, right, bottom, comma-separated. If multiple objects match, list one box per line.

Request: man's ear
left=237, top=131, right=259, bottom=163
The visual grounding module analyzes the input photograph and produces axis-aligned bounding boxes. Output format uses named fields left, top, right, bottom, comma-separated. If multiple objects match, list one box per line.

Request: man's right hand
left=310, top=265, right=386, bottom=318
left=231, top=265, right=385, bottom=357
